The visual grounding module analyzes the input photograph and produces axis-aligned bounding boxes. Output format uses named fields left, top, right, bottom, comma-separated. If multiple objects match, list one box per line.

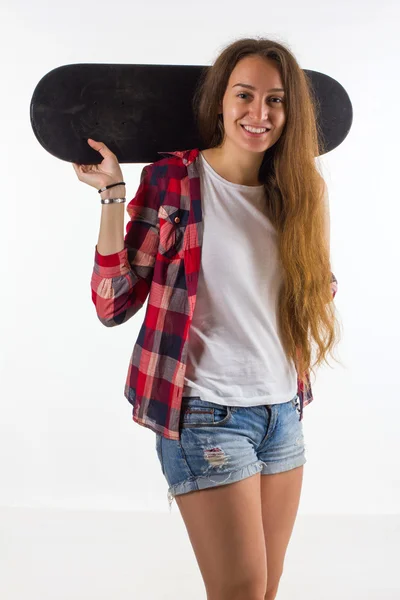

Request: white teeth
left=243, top=125, right=268, bottom=133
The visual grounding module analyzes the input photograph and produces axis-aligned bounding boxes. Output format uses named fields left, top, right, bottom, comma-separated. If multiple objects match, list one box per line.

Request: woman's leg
left=175, top=471, right=268, bottom=600
left=260, top=465, right=304, bottom=600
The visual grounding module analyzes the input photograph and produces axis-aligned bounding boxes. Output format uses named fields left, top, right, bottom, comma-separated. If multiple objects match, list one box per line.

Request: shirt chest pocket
left=158, top=204, right=185, bottom=259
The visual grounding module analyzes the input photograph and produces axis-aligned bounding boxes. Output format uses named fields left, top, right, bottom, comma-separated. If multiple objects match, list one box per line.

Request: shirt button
left=174, top=216, right=180, bottom=224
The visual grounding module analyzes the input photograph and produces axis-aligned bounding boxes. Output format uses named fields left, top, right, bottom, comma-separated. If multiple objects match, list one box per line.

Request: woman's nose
left=248, top=106, right=269, bottom=121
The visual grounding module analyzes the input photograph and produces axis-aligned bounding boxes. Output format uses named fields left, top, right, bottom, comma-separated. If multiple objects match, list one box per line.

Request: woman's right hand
left=72, top=138, right=124, bottom=190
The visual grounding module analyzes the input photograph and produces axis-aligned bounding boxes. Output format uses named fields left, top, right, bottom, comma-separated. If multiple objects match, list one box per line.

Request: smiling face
left=218, top=55, right=287, bottom=156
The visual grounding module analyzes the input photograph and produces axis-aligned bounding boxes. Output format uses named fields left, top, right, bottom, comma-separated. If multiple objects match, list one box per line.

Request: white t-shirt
left=182, top=151, right=298, bottom=406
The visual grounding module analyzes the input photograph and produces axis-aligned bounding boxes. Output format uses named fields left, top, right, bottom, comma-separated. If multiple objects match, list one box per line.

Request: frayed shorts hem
left=166, top=454, right=306, bottom=509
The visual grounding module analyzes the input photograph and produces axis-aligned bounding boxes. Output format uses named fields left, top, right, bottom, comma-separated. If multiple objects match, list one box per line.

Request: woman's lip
left=241, top=125, right=270, bottom=130
left=240, top=124, right=270, bottom=135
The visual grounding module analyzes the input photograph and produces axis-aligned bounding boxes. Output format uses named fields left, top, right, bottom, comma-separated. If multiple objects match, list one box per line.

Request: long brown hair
left=192, top=37, right=343, bottom=392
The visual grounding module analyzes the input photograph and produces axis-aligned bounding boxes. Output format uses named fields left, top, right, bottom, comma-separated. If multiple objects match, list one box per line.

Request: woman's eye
left=237, top=93, right=283, bottom=104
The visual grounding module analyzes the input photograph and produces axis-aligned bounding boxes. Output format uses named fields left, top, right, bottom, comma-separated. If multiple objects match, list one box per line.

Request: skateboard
left=30, top=63, right=353, bottom=164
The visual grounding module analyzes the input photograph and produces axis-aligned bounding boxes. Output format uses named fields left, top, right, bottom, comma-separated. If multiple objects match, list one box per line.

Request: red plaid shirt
left=91, top=148, right=338, bottom=440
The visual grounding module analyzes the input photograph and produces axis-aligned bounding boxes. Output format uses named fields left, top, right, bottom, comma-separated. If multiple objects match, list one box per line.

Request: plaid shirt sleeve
left=91, top=165, right=160, bottom=326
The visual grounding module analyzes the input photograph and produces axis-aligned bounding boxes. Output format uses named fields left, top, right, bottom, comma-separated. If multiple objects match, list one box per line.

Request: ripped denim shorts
left=155, top=393, right=306, bottom=511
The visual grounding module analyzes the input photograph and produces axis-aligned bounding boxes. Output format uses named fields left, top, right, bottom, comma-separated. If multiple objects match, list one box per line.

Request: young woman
left=74, top=37, right=340, bottom=600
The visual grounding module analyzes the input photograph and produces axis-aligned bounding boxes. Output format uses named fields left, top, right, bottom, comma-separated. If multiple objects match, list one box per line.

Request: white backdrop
left=1, top=0, right=399, bottom=519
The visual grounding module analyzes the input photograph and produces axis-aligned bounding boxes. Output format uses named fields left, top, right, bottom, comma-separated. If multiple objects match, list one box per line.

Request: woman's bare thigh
left=261, top=465, right=304, bottom=595
left=175, top=472, right=267, bottom=599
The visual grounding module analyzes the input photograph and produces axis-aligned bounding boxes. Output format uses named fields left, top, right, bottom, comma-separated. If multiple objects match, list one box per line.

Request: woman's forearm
left=96, top=184, right=126, bottom=255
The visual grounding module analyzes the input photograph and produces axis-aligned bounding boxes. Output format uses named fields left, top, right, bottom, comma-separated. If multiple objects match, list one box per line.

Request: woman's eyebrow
left=232, top=83, right=285, bottom=92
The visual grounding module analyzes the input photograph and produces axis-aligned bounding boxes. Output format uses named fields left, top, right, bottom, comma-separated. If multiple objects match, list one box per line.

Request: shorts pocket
left=289, top=394, right=301, bottom=419
left=180, top=396, right=233, bottom=429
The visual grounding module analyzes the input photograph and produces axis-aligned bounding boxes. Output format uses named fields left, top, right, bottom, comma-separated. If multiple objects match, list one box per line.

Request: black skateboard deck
left=30, top=63, right=353, bottom=164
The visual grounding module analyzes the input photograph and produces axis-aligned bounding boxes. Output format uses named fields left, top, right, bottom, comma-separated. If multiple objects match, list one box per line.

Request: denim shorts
left=155, top=393, right=306, bottom=511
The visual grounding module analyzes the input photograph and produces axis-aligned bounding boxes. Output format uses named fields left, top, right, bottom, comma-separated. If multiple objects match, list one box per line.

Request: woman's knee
left=207, top=579, right=267, bottom=600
